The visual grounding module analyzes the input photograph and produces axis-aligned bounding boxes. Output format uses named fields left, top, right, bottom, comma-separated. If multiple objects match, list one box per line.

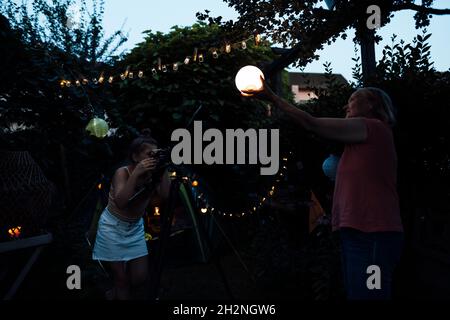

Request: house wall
left=291, top=85, right=318, bottom=103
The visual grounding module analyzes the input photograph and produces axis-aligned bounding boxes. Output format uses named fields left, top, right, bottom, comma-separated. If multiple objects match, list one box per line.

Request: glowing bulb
left=269, top=190, right=274, bottom=196
left=173, top=63, right=179, bottom=71
left=212, top=50, right=219, bottom=59
left=162, top=65, right=167, bottom=73
left=108, top=76, right=114, bottom=83
left=235, top=65, right=265, bottom=95
left=201, top=208, right=208, bottom=214
left=97, top=183, right=102, bottom=190
left=152, top=68, right=157, bottom=75
left=75, top=80, right=81, bottom=86
left=255, top=34, right=261, bottom=45
left=98, top=75, right=105, bottom=83
left=138, top=70, right=144, bottom=78
left=82, top=78, right=89, bottom=85
left=192, top=180, right=199, bottom=187
left=241, top=41, right=247, bottom=49
left=225, top=44, right=231, bottom=53
left=65, top=81, right=72, bottom=87
left=198, top=53, right=204, bottom=63
left=120, top=73, right=126, bottom=80
left=60, top=80, right=66, bottom=87
left=154, top=206, right=160, bottom=216
left=184, top=57, right=190, bottom=65
left=128, top=72, right=134, bottom=79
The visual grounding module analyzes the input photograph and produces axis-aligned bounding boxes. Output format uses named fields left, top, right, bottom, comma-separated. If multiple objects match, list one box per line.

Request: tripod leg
left=148, top=179, right=179, bottom=300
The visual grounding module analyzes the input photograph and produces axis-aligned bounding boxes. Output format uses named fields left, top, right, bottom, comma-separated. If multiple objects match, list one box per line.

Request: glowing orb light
left=235, top=65, right=265, bottom=96
left=322, top=154, right=340, bottom=181
left=86, top=118, right=109, bottom=138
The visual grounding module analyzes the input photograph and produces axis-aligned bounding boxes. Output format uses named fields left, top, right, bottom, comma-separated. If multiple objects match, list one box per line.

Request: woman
left=243, top=79, right=403, bottom=300
left=92, top=130, right=170, bottom=299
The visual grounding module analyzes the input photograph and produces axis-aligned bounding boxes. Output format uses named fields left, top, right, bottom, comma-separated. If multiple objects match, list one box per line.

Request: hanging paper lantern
left=322, top=154, right=340, bottom=181
left=86, top=118, right=109, bottom=138
left=235, top=65, right=265, bottom=96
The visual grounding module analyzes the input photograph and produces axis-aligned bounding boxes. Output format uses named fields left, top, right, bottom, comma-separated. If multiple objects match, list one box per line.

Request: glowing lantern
left=322, top=154, right=340, bottom=181
left=235, top=65, right=265, bottom=96
left=8, top=226, right=22, bottom=239
left=86, top=118, right=109, bottom=138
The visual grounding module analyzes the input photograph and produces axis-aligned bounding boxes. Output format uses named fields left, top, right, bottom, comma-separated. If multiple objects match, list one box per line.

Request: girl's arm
left=111, top=168, right=140, bottom=209
left=113, top=158, right=157, bottom=209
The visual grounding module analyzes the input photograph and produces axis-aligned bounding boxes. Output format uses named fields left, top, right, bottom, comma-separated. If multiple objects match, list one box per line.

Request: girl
left=92, top=130, right=170, bottom=299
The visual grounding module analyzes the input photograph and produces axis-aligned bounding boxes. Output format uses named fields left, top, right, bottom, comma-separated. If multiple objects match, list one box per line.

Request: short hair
left=127, top=129, right=158, bottom=164
left=361, top=87, right=397, bottom=127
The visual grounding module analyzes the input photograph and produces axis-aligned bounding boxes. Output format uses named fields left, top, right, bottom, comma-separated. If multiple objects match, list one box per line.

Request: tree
left=0, top=0, right=127, bottom=209
left=198, top=0, right=450, bottom=83
left=114, top=22, right=284, bottom=212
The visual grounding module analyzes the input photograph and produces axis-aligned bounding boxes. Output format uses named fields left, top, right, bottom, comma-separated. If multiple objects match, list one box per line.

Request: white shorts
left=92, top=208, right=148, bottom=262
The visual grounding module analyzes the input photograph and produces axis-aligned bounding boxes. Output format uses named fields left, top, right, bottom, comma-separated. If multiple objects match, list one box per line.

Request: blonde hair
left=360, top=87, right=396, bottom=127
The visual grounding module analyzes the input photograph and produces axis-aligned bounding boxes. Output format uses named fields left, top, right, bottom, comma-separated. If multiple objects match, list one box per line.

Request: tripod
left=147, top=165, right=253, bottom=300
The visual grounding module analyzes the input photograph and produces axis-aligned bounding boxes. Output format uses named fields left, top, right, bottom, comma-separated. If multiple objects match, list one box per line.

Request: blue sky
left=102, top=0, right=450, bottom=81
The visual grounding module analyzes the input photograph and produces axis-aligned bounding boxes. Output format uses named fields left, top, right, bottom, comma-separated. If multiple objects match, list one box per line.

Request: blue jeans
left=339, top=228, right=403, bottom=300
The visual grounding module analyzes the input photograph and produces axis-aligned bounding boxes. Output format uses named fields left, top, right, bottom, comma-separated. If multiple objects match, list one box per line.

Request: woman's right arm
left=270, top=94, right=367, bottom=143
left=243, top=78, right=367, bottom=144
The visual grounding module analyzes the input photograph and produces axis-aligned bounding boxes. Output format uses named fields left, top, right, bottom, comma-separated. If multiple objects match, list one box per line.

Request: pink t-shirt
left=332, top=118, right=403, bottom=232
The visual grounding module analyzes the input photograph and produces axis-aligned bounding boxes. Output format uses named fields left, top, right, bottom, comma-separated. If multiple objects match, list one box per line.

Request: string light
left=201, top=208, right=208, bottom=214
left=60, top=32, right=278, bottom=87
left=157, top=58, right=162, bottom=71
left=193, top=48, right=198, bottom=62
left=255, top=34, right=261, bottom=45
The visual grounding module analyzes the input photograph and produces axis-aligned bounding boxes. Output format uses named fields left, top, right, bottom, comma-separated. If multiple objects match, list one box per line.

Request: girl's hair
left=361, top=87, right=397, bottom=127
left=127, top=129, right=158, bottom=164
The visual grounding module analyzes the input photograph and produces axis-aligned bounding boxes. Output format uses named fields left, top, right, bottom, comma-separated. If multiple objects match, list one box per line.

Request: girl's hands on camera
left=134, top=158, right=157, bottom=177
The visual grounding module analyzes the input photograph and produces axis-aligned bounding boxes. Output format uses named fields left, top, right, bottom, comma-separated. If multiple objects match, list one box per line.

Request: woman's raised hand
left=241, top=75, right=277, bottom=102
